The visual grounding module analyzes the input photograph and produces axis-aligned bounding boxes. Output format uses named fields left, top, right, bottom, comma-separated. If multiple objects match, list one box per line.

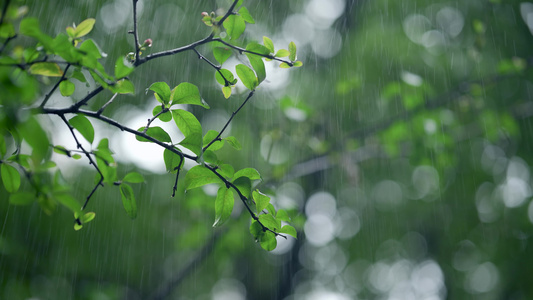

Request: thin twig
left=0, top=0, right=10, bottom=26
left=135, top=36, right=214, bottom=66
left=41, top=107, right=196, bottom=161
left=214, top=38, right=294, bottom=65
left=40, top=64, right=71, bottom=108
left=171, top=156, right=184, bottom=197
left=143, top=106, right=169, bottom=133
left=0, top=35, right=16, bottom=55
left=203, top=90, right=254, bottom=151
left=216, top=0, right=240, bottom=26
left=58, top=114, right=104, bottom=218
left=193, top=48, right=231, bottom=86
left=71, top=86, right=104, bottom=110
left=96, top=93, right=118, bottom=115
left=132, top=0, right=141, bottom=63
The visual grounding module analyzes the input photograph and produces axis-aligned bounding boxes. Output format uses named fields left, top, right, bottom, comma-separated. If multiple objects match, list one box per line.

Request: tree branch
left=132, top=0, right=141, bottom=63
left=58, top=114, right=104, bottom=219
left=214, top=38, right=294, bottom=65
left=40, top=63, right=71, bottom=108
left=203, top=90, right=255, bottom=152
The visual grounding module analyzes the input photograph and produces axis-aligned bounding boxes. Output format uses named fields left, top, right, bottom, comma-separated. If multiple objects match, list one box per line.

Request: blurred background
left=2, top=0, right=533, bottom=299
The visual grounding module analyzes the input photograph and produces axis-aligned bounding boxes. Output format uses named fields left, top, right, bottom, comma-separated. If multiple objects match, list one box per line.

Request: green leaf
left=260, top=230, right=277, bottom=251
left=235, top=64, right=257, bottom=90
left=279, top=225, right=297, bottom=239
left=184, top=165, right=223, bottom=190
left=96, top=157, right=117, bottom=184
left=172, top=109, right=203, bottom=155
left=18, top=117, right=50, bottom=161
left=9, top=192, right=35, bottom=205
left=149, top=82, right=171, bottom=105
left=115, top=56, right=134, bottom=79
left=253, top=190, right=270, bottom=213
left=163, top=148, right=183, bottom=173
left=81, top=212, right=96, bottom=223
left=71, top=70, right=87, bottom=83
left=203, top=150, right=218, bottom=164
left=239, top=7, right=255, bottom=23
left=222, top=86, right=232, bottom=99
left=224, top=136, right=242, bottom=150
left=276, top=209, right=291, bottom=222
left=275, top=49, right=290, bottom=58
left=110, top=79, right=135, bottom=94
left=29, top=62, right=63, bottom=77
left=293, top=61, right=303, bottom=67
left=289, top=41, right=297, bottom=61
left=263, top=36, right=275, bottom=53
left=74, top=223, right=83, bottom=231
left=233, top=168, right=261, bottom=181
left=218, top=164, right=235, bottom=179
left=250, top=220, right=263, bottom=240
left=79, top=39, right=104, bottom=59
left=152, top=106, right=172, bottom=122
left=213, top=187, right=234, bottom=227
left=120, top=183, right=137, bottom=219
left=245, top=43, right=269, bottom=84
left=213, top=47, right=232, bottom=64
left=54, top=192, right=81, bottom=214
left=0, top=23, right=16, bottom=38
left=223, top=14, right=246, bottom=40
left=1, top=164, right=21, bottom=193
left=66, top=26, right=76, bottom=38
left=52, top=34, right=80, bottom=62
left=203, top=130, right=224, bottom=151
left=171, top=82, right=209, bottom=108
left=59, top=80, right=75, bottom=96
left=259, top=213, right=280, bottom=231
left=251, top=218, right=279, bottom=248
left=69, top=115, right=95, bottom=144
left=233, top=176, right=251, bottom=199
left=73, top=18, right=95, bottom=38
left=136, top=126, right=172, bottom=143
left=266, top=203, right=276, bottom=215
left=215, top=69, right=236, bottom=86
left=123, top=172, right=144, bottom=183
left=279, top=62, right=291, bottom=68
left=20, top=18, right=53, bottom=49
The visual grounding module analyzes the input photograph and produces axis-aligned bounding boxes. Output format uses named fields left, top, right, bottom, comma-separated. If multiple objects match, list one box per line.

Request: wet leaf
left=213, top=187, right=234, bottom=227
left=253, top=190, right=270, bottom=213
left=136, top=126, right=172, bottom=143
left=213, top=47, right=232, bottom=64
left=172, top=109, right=202, bottom=155
left=1, top=164, right=20, bottom=193
left=149, top=82, right=171, bottom=105
left=233, top=168, right=261, bottom=181
left=123, top=172, right=144, bottom=183
left=171, top=82, right=209, bottom=108
left=69, top=115, right=94, bottom=144
left=236, top=64, right=257, bottom=90
left=223, top=14, right=245, bottom=40
left=73, top=18, right=95, bottom=38
left=59, top=79, right=75, bottom=96
left=184, top=165, right=223, bottom=190
left=29, top=62, right=63, bottom=77
left=120, top=183, right=137, bottom=219
left=279, top=225, right=297, bottom=239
